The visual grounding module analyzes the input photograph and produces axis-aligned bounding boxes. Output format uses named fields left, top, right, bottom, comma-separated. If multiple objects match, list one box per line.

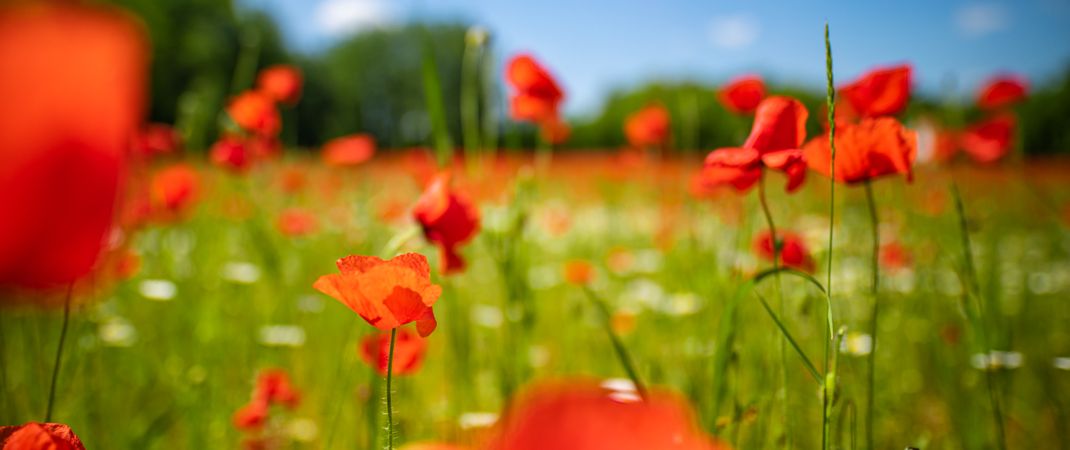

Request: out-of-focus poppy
left=961, top=113, right=1015, bottom=164
left=401, top=443, right=469, bottom=450
left=210, top=136, right=252, bottom=173
left=313, top=253, right=443, bottom=336
left=252, top=368, right=301, bottom=409
left=276, top=166, right=308, bottom=195
left=233, top=401, right=268, bottom=431
left=976, top=75, right=1028, bottom=110
left=539, top=117, right=571, bottom=146
left=132, top=123, right=181, bottom=159
left=0, top=422, right=86, bottom=450
left=718, top=75, right=766, bottom=115
left=505, top=54, right=563, bottom=103
left=322, top=134, right=376, bottom=167
left=150, top=164, right=200, bottom=218
left=696, top=148, right=761, bottom=192
left=226, top=90, right=280, bottom=136
left=563, top=260, right=596, bottom=286
left=246, top=135, right=281, bottom=161
left=803, top=118, right=917, bottom=184
left=413, top=173, right=481, bottom=274
left=256, top=64, right=302, bottom=106
left=743, top=96, right=809, bottom=154
left=509, top=93, right=559, bottom=124
left=880, top=241, right=912, bottom=272
left=753, top=230, right=814, bottom=272
left=276, top=208, right=318, bottom=237
left=0, top=0, right=146, bottom=289
left=624, top=104, right=671, bottom=149
left=839, top=64, right=911, bottom=118
left=360, top=327, right=428, bottom=376
left=484, top=379, right=727, bottom=450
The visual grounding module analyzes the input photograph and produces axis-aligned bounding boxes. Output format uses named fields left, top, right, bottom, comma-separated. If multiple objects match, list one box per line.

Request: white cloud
left=708, top=14, right=760, bottom=50
left=954, top=3, right=1009, bottom=38
left=315, top=0, right=391, bottom=37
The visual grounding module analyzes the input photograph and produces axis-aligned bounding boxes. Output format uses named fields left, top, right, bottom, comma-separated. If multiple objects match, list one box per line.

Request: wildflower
left=360, top=327, right=427, bottom=376
left=413, top=173, right=481, bottom=275
left=976, top=75, right=1028, bottom=110
left=803, top=117, right=917, bottom=184
left=753, top=230, right=814, bottom=272
left=961, top=113, right=1015, bottom=164
left=132, top=123, right=182, bottom=159
left=624, top=104, right=671, bottom=149
left=210, top=135, right=253, bottom=173
left=718, top=75, right=766, bottom=115
left=150, top=164, right=201, bottom=218
left=313, top=253, right=443, bottom=337
left=322, top=134, right=376, bottom=167
left=880, top=241, right=912, bottom=271
left=226, top=90, right=280, bottom=136
left=0, top=422, right=86, bottom=450
left=276, top=208, right=319, bottom=237
left=563, top=260, right=596, bottom=286
left=256, top=65, right=303, bottom=105
left=839, top=64, right=912, bottom=118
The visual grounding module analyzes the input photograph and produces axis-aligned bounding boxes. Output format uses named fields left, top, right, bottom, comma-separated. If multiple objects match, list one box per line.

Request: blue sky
left=238, top=0, right=1070, bottom=115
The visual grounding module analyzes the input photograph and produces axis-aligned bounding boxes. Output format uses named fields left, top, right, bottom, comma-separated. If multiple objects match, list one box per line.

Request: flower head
left=226, top=90, right=280, bottom=136
left=256, top=64, right=303, bottom=105
left=413, top=173, right=481, bottom=274
left=322, top=134, right=376, bottom=167
left=624, top=104, right=671, bottom=149
left=977, top=75, right=1028, bottom=110
left=719, top=75, right=766, bottom=115
left=803, top=117, right=917, bottom=184
left=839, top=64, right=911, bottom=118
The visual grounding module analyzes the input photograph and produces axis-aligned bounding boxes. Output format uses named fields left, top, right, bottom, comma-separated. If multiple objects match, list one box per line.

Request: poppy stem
left=582, top=286, right=648, bottom=401
left=385, top=327, right=397, bottom=450
left=863, top=180, right=880, bottom=450
left=756, top=171, right=793, bottom=450
left=45, top=283, right=73, bottom=423
left=822, top=22, right=838, bottom=450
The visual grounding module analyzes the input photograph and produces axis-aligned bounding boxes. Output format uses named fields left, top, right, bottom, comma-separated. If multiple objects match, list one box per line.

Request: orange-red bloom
left=322, top=134, right=376, bottom=167
left=150, top=164, right=201, bottom=218
left=803, top=118, right=917, bottom=184
left=314, top=253, right=443, bottom=336
left=743, top=96, right=808, bottom=154
left=506, top=54, right=564, bottom=103
left=0, top=1, right=146, bottom=289
left=256, top=64, right=303, bottom=105
left=509, top=93, right=559, bottom=123
left=132, top=123, right=182, bottom=159
left=961, top=113, right=1015, bottom=164
left=539, top=117, right=571, bottom=145
left=840, top=65, right=911, bottom=118
left=754, top=230, right=814, bottom=272
left=484, top=379, right=727, bottom=450
left=976, top=75, right=1028, bottom=110
left=226, top=90, right=280, bottom=136
left=360, top=327, right=428, bottom=376
left=719, top=75, right=766, bottom=115
left=276, top=208, right=318, bottom=237
left=413, top=173, right=481, bottom=274
left=505, top=53, right=566, bottom=133
left=210, top=135, right=252, bottom=173
left=880, top=241, right=912, bottom=272
left=233, top=401, right=269, bottom=431
left=0, top=422, right=85, bottom=450
left=252, top=369, right=301, bottom=409
left=563, top=260, right=596, bottom=286
left=624, top=104, right=671, bottom=149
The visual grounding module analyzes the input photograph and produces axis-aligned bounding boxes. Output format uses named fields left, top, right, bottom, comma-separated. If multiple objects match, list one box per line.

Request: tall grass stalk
left=45, top=284, right=73, bottom=423
left=863, top=180, right=880, bottom=450
left=461, top=30, right=483, bottom=174
left=420, top=30, right=454, bottom=167
left=822, top=22, right=838, bottom=450
left=582, top=286, right=648, bottom=400
left=756, top=172, right=792, bottom=449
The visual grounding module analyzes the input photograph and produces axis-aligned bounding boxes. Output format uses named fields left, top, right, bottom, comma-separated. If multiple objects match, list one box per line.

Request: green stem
left=822, top=22, right=838, bottom=450
left=45, top=284, right=73, bottom=423
left=385, top=328, right=397, bottom=450
left=757, top=172, right=792, bottom=450
left=583, top=286, right=647, bottom=400
left=863, top=180, right=880, bottom=450
left=753, top=293, right=823, bottom=384
left=950, top=183, right=1007, bottom=450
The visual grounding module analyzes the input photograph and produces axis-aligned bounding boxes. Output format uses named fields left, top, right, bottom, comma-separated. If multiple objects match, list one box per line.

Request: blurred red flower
left=539, top=117, right=571, bottom=146
left=880, top=241, right=912, bottom=272
left=624, top=104, right=671, bottom=149
left=150, top=164, right=201, bottom=218
left=743, top=96, right=808, bottom=154
left=563, top=260, right=596, bottom=286
left=253, top=368, right=301, bottom=409
left=803, top=118, right=917, bottom=184
left=210, top=135, right=252, bottom=173
left=314, top=253, right=443, bottom=336
left=413, top=173, right=481, bottom=274
left=276, top=208, right=319, bottom=237
left=0, top=0, right=146, bottom=289
left=754, top=230, right=814, bottom=272
left=976, top=75, right=1028, bottom=110
left=961, top=113, right=1015, bottom=164
left=505, top=54, right=564, bottom=104
left=0, top=422, right=85, bottom=450
left=132, top=123, right=182, bottom=159
left=360, top=327, right=428, bottom=376
left=510, top=93, right=559, bottom=123
left=839, top=64, right=911, bottom=118
left=232, top=401, right=269, bottom=431
left=256, top=64, right=303, bottom=106
left=718, top=75, right=766, bottom=115
left=322, top=134, right=376, bottom=167
left=226, top=90, right=280, bottom=136
left=484, top=379, right=728, bottom=450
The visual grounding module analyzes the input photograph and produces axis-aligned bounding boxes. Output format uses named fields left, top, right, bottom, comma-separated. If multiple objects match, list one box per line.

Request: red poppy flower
left=754, top=230, right=814, bottom=272
left=539, top=117, right=571, bottom=145
left=839, top=64, right=911, bottom=118
left=624, top=104, right=671, bottom=148
left=976, top=75, right=1028, bottom=110
left=276, top=208, right=318, bottom=237
left=563, top=260, right=596, bottom=286
left=246, top=135, right=281, bottom=161
left=210, top=135, right=252, bottom=173
left=313, top=253, right=443, bottom=336
left=232, top=400, right=268, bottom=431
left=226, top=90, right=280, bottom=136
left=698, top=147, right=762, bottom=192
left=484, top=379, right=727, bottom=450
left=132, top=123, right=182, bottom=159
left=880, top=241, right=912, bottom=271
left=150, top=164, right=200, bottom=218
left=742, top=96, right=809, bottom=155
left=413, top=173, right=481, bottom=274
left=256, top=64, right=302, bottom=106
left=0, top=1, right=146, bottom=289
left=719, top=75, right=766, bottom=115
left=961, top=113, right=1015, bottom=164
left=509, top=93, right=559, bottom=123
left=322, top=134, right=376, bottom=167
left=252, top=368, right=301, bottom=409
left=803, top=118, right=917, bottom=184
left=505, top=54, right=563, bottom=103
left=360, top=327, right=428, bottom=376
left=0, top=422, right=86, bottom=450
